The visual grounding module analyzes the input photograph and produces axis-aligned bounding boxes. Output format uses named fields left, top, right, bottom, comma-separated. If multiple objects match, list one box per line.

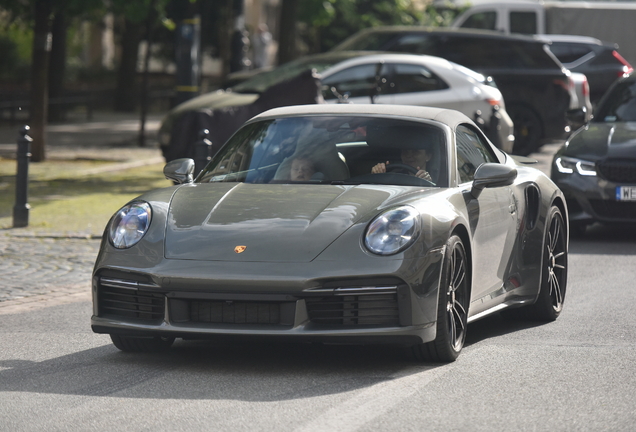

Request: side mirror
left=566, top=107, right=588, bottom=129
left=471, top=163, right=517, bottom=199
left=164, top=158, right=195, bottom=184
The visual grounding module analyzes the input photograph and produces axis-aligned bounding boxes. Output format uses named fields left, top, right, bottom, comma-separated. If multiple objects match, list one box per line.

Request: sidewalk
left=0, top=111, right=168, bottom=311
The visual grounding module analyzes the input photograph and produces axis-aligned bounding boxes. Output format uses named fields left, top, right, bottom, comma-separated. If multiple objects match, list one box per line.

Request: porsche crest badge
left=234, top=245, right=247, bottom=254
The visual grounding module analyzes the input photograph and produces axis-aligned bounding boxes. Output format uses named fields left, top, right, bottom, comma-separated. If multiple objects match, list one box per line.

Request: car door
left=455, top=125, right=518, bottom=308
left=388, top=62, right=466, bottom=113
left=321, top=63, right=393, bottom=105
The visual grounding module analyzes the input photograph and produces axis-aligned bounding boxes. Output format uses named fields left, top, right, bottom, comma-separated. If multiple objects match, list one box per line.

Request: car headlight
left=364, top=205, right=420, bottom=255
left=555, top=156, right=596, bottom=176
left=108, top=202, right=152, bottom=249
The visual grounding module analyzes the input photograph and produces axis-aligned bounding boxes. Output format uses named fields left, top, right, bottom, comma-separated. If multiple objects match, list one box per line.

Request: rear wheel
left=110, top=334, right=175, bottom=353
left=526, top=206, right=567, bottom=320
left=509, top=105, right=542, bottom=156
left=413, top=235, right=469, bottom=362
left=505, top=206, right=567, bottom=321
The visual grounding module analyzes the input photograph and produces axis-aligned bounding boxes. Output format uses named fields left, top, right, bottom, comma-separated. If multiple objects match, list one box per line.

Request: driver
left=371, top=148, right=433, bottom=183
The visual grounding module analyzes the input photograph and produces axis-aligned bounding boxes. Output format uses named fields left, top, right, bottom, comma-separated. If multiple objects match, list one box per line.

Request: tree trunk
left=114, top=19, right=142, bottom=112
left=277, top=0, right=298, bottom=65
left=30, top=0, right=53, bottom=162
left=48, top=8, right=67, bottom=122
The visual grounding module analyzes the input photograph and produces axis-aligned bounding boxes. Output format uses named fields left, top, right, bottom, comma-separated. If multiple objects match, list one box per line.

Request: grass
left=0, top=157, right=172, bottom=237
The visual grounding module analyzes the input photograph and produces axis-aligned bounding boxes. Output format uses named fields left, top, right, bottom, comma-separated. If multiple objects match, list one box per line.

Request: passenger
left=290, top=156, right=316, bottom=181
left=371, top=148, right=434, bottom=183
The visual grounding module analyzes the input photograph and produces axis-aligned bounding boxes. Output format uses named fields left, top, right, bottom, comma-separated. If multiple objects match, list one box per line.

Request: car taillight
left=582, top=75, right=589, bottom=98
left=553, top=77, right=574, bottom=92
left=612, top=50, right=634, bottom=77
left=487, top=98, right=502, bottom=107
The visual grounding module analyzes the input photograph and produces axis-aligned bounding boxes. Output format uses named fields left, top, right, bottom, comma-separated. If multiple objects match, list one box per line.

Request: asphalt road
left=1, top=223, right=635, bottom=432
left=1, top=141, right=635, bottom=431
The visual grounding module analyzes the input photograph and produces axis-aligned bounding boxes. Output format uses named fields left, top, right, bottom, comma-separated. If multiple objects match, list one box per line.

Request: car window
left=388, top=34, right=440, bottom=55
left=460, top=12, right=497, bottom=30
left=594, top=79, right=636, bottom=122
left=548, top=42, right=595, bottom=64
left=509, top=11, right=537, bottom=34
left=392, top=63, right=449, bottom=94
left=332, top=32, right=398, bottom=51
left=456, top=124, right=498, bottom=183
left=321, top=63, right=390, bottom=100
left=197, top=115, right=448, bottom=187
left=437, top=36, right=558, bottom=70
left=232, top=57, right=336, bottom=93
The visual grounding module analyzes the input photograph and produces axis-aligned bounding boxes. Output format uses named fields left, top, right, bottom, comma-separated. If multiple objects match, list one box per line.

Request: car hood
left=164, top=183, right=427, bottom=262
left=564, top=122, right=636, bottom=161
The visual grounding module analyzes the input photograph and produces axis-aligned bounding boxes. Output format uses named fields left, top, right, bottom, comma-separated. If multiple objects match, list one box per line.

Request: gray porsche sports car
left=92, top=105, right=568, bottom=362
left=551, top=74, right=636, bottom=234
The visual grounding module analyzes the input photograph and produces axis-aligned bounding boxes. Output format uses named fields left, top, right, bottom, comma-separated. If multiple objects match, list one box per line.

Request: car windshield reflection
left=196, top=115, right=448, bottom=187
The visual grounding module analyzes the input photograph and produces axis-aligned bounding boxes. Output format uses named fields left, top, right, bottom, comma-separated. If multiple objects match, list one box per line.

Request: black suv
left=332, top=27, right=574, bottom=155
left=539, top=35, right=633, bottom=104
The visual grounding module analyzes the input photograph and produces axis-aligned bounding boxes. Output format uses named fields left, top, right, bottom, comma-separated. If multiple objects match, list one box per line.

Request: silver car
left=93, top=105, right=567, bottom=362
left=159, top=52, right=515, bottom=156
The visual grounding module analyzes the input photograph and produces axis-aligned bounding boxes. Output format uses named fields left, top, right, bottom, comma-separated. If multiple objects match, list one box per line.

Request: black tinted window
left=595, top=80, right=636, bottom=122
left=322, top=63, right=389, bottom=100
left=461, top=12, right=497, bottom=30
left=456, top=124, right=497, bottom=183
left=510, top=12, right=537, bottom=34
left=438, top=36, right=557, bottom=70
left=392, top=64, right=449, bottom=93
left=548, top=42, right=595, bottom=64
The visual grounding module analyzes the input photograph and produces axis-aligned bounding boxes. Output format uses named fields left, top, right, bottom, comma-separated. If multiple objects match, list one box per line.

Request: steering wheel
left=385, top=163, right=419, bottom=175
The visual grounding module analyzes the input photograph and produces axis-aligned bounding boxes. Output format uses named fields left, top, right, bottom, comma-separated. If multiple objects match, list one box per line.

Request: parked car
left=539, top=34, right=633, bottom=104
left=93, top=104, right=568, bottom=362
left=159, top=51, right=515, bottom=159
left=331, top=26, right=576, bottom=155
left=551, top=74, right=636, bottom=234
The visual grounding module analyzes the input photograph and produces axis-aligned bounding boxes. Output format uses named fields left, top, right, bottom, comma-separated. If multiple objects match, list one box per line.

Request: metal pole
left=13, top=125, right=32, bottom=228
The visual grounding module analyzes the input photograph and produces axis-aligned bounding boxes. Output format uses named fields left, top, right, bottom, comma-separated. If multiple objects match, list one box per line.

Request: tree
left=297, top=0, right=427, bottom=54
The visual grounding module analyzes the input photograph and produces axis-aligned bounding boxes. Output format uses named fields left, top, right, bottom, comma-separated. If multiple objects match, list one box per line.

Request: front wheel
left=413, top=235, right=470, bottom=362
left=110, top=334, right=175, bottom=353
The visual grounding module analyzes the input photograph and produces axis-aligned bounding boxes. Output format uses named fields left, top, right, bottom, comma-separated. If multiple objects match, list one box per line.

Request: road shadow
left=464, top=313, right=544, bottom=349
left=569, top=222, right=636, bottom=255
left=0, top=337, right=443, bottom=401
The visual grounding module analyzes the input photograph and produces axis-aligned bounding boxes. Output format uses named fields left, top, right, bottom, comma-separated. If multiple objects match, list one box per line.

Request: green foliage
left=0, top=13, right=32, bottom=80
left=297, top=0, right=430, bottom=53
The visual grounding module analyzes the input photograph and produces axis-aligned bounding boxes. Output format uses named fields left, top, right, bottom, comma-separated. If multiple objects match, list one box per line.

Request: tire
left=513, top=206, right=568, bottom=321
left=110, top=334, right=175, bottom=353
left=509, top=105, right=542, bottom=156
left=413, top=235, right=470, bottom=362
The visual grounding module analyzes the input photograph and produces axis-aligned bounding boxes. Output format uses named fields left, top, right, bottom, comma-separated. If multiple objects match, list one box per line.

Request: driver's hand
left=415, top=168, right=433, bottom=182
left=371, top=161, right=389, bottom=174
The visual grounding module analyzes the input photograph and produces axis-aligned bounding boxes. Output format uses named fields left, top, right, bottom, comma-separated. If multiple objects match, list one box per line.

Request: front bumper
left=91, top=249, right=444, bottom=346
left=552, top=171, right=636, bottom=224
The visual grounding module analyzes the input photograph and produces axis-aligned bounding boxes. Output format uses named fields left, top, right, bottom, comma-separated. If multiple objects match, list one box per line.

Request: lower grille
left=189, top=300, right=282, bottom=325
left=589, top=199, right=636, bottom=219
left=98, top=285, right=164, bottom=322
left=597, top=159, right=636, bottom=183
left=305, top=293, right=399, bottom=326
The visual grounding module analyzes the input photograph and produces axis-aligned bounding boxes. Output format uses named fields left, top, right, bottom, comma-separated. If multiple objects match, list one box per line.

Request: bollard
left=194, top=128, right=212, bottom=176
left=13, top=125, right=32, bottom=228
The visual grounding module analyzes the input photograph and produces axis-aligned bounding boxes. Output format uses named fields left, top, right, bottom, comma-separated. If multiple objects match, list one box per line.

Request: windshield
left=232, top=58, right=337, bottom=94
left=197, top=115, right=448, bottom=187
left=594, top=79, right=636, bottom=122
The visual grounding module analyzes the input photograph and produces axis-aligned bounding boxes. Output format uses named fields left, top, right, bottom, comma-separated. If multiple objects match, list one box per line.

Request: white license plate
left=616, top=186, right=636, bottom=201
